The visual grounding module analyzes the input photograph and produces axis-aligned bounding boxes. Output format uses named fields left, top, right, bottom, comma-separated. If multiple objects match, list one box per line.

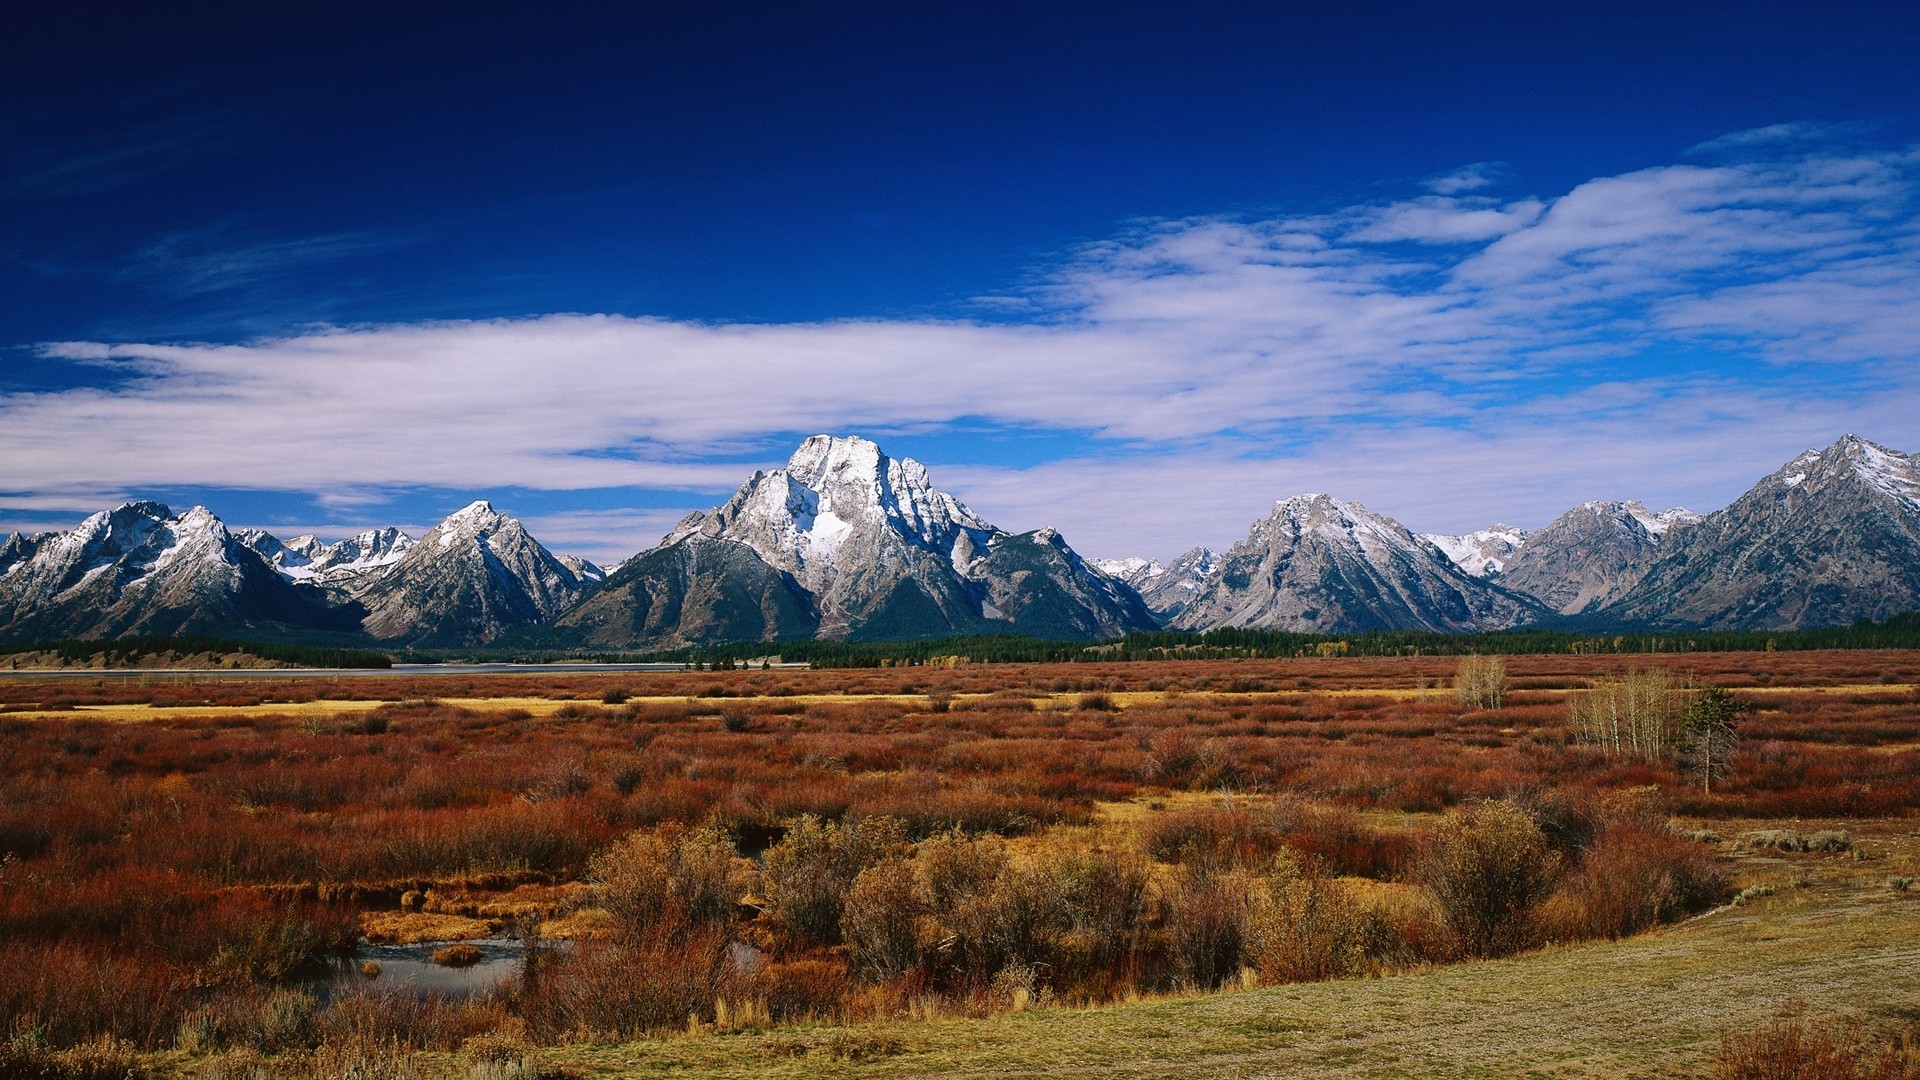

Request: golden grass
left=359, top=911, right=494, bottom=945
left=7, top=679, right=1908, bottom=723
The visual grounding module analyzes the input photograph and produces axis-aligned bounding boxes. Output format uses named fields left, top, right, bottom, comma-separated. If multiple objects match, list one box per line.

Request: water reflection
left=314, top=938, right=525, bottom=1002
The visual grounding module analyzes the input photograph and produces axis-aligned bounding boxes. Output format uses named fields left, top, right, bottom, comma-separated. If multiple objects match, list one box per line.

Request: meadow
left=3, top=651, right=1919, bottom=1078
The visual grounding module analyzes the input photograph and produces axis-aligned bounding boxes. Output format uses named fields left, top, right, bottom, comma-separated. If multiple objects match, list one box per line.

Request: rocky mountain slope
left=0, top=503, right=354, bottom=642
left=1496, top=501, right=1696, bottom=615
left=354, top=501, right=597, bottom=645
left=552, top=435, right=1156, bottom=647
left=1170, top=494, right=1546, bottom=633
left=5, top=433, right=1917, bottom=646
left=1597, top=435, right=1920, bottom=629
left=1096, top=548, right=1221, bottom=623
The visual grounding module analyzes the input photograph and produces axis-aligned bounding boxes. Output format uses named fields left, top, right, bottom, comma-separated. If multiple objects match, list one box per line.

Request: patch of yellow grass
left=360, top=910, right=494, bottom=945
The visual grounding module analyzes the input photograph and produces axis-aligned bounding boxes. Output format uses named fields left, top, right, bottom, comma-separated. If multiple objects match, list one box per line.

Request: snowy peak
left=557, top=554, right=605, bottom=583
left=1770, top=434, right=1920, bottom=508
left=1093, top=556, right=1164, bottom=582
left=1118, top=546, right=1221, bottom=622
left=0, top=501, right=346, bottom=641
left=1498, top=501, right=1685, bottom=615
left=1421, top=523, right=1529, bottom=578
left=576, top=434, right=1155, bottom=644
left=666, top=433, right=998, bottom=592
left=238, top=525, right=416, bottom=590
left=1600, top=435, right=1920, bottom=629
left=1172, top=495, right=1540, bottom=634
left=358, top=502, right=590, bottom=644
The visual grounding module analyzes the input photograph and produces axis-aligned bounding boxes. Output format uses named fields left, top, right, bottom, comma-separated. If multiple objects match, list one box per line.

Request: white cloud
left=5, top=128, right=1918, bottom=559
left=1424, top=162, right=1505, bottom=195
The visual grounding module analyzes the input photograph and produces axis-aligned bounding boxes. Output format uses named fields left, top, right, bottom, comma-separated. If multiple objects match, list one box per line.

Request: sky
left=4, top=1, right=1920, bottom=564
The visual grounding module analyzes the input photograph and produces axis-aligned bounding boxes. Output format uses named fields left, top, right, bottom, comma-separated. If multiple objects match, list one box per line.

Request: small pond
left=308, top=938, right=527, bottom=1002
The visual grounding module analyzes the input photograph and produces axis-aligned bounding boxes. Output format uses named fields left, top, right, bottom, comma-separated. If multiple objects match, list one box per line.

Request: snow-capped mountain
left=0, top=503, right=354, bottom=642
left=5, top=433, right=1916, bottom=647
left=554, top=435, right=1157, bottom=647
left=1097, top=548, right=1221, bottom=623
left=1598, top=435, right=1920, bottom=629
left=1170, top=494, right=1545, bottom=633
left=1093, top=556, right=1162, bottom=581
left=1421, top=524, right=1529, bottom=578
left=1495, top=501, right=1695, bottom=615
left=355, top=502, right=598, bottom=645
left=238, top=526, right=416, bottom=592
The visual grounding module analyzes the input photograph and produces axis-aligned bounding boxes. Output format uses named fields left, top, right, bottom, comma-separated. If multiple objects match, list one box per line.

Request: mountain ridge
left=2, top=433, right=1916, bottom=645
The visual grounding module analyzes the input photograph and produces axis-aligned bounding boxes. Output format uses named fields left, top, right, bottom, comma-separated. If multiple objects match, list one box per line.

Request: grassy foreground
left=539, top=837, right=1920, bottom=1079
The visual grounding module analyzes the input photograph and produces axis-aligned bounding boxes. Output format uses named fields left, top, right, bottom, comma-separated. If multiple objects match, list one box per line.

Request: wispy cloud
left=4, top=128, right=1917, bottom=560
left=0, top=109, right=242, bottom=204
left=118, top=225, right=410, bottom=296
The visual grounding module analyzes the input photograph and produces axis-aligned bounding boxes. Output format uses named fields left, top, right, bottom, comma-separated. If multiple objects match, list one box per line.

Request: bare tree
left=1453, top=654, right=1508, bottom=710
left=1567, top=668, right=1690, bottom=759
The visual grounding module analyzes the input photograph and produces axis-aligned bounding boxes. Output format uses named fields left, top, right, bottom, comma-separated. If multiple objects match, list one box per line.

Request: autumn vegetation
left=1, top=650, right=1917, bottom=1076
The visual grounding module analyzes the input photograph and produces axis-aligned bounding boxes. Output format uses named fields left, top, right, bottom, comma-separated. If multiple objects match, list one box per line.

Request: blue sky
left=4, top=2, right=1920, bottom=563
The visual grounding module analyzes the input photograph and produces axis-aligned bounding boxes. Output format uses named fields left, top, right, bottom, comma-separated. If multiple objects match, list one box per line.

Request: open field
left=4, top=650, right=1919, bottom=1077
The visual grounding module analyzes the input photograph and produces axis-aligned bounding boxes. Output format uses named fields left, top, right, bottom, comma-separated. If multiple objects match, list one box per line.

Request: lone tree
left=1681, top=686, right=1751, bottom=794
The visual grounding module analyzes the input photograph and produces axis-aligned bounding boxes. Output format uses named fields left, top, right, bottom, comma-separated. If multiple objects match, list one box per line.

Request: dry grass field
left=3, top=650, right=1918, bottom=1078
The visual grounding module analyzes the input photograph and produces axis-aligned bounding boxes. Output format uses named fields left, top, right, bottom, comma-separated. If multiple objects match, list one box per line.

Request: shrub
left=522, top=924, right=740, bottom=1040
left=762, top=816, right=909, bottom=947
left=1247, top=851, right=1368, bottom=984
left=1140, top=801, right=1287, bottom=869
left=1164, top=864, right=1255, bottom=990
left=1544, top=822, right=1728, bottom=940
left=589, top=822, right=743, bottom=933
left=1714, top=1012, right=1919, bottom=1079
left=255, top=988, right=320, bottom=1052
left=756, top=958, right=850, bottom=1023
left=1420, top=800, right=1559, bottom=957
left=842, top=858, right=927, bottom=982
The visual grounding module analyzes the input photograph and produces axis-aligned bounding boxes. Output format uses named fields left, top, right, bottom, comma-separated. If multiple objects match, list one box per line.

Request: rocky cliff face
left=1171, top=494, right=1545, bottom=633
left=0, top=502, right=353, bottom=641
left=552, top=435, right=1156, bottom=647
left=1598, top=435, right=1920, bottom=629
left=355, top=502, right=596, bottom=645
left=1498, top=501, right=1696, bottom=615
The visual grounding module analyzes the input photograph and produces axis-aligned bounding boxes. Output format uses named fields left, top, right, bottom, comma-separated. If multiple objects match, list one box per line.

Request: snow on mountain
left=238, top=527, right=415, bottom=591
left=557, top=554, right=606, bottom=583
left=1420, top=524, right=1529, bottom=578
left=1092, top=556, right=1163, bottom=581
left=0, top=503, right=352, bottom=641
left=356, top=501, right=593, bottom=645
left=1172, top=495, right=1542, bottom=633
left=1097, top=548, right=1221, bottom=623
left=556, top=435, right=1157, bottom=646
left=1600, top=435, right=1920, bottom=629
left=1497, top=501, right=1691, bottom=615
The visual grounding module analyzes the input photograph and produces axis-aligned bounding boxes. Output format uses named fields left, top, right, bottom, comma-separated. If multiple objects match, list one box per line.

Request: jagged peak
left=787, top=434, right=887, bottom=479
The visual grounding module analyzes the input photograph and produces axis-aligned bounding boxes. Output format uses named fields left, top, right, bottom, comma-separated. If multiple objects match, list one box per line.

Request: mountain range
left=2, top=433, right=1916, bottom=649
